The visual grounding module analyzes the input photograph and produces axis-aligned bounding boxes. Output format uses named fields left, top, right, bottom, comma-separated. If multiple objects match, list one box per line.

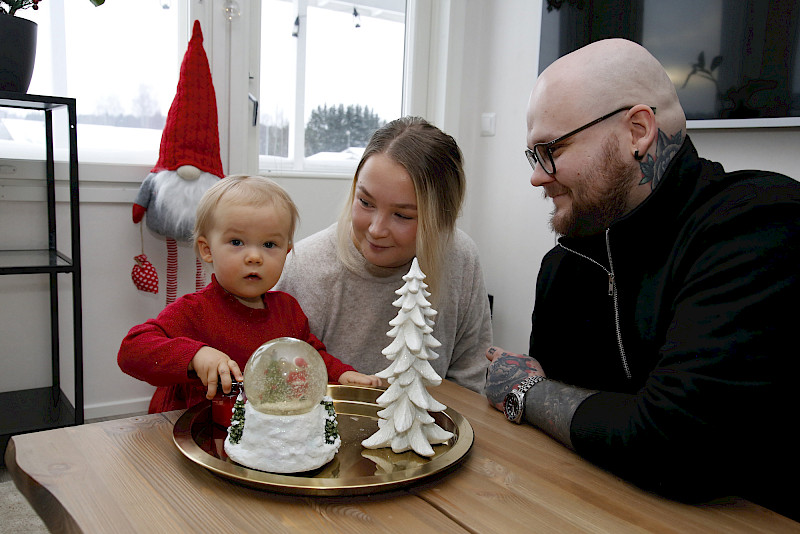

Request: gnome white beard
left=152, top=169, right=219, bottom=241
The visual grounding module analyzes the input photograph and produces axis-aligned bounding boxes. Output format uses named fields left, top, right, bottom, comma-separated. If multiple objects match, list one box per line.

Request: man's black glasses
left=525, top=106, right=655, bottom=175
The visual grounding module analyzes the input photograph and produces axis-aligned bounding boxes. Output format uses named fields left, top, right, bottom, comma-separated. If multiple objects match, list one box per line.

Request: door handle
left=248, top=93, right=258, bottom=127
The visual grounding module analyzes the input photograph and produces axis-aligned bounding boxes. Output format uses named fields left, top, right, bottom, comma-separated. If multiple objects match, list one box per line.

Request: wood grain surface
left=6, top=380, right=798, bottom=533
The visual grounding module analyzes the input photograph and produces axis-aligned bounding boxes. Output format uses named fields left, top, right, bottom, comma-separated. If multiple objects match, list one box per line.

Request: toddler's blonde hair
left=194, top=174, right=299, bottom=257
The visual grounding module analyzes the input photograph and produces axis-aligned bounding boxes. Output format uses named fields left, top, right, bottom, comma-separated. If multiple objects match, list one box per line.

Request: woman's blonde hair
left=336, top=116, right=466, bottom=298
left=194, top=174, right=300, bottom=256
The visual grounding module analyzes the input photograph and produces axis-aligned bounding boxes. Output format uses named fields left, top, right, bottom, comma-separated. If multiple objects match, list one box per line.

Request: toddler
left=119, top=175, right=380, bottom=413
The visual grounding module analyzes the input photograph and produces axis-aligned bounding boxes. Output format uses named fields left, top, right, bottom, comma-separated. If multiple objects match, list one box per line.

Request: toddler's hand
left=339, top=371, right=382, bottom=387
left=189, top=346, right=244, bottom=400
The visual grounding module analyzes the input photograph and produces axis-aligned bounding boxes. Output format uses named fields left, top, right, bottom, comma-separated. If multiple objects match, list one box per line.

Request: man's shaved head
left=529, top=39, right=685, bottom=144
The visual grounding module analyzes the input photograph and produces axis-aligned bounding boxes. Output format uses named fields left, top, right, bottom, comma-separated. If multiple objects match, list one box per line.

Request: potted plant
left=1, top=0, right=105, bottom=93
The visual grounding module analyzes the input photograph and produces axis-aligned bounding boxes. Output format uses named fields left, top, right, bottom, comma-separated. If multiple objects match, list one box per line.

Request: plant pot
left=0, top=16, right=38, bottom=93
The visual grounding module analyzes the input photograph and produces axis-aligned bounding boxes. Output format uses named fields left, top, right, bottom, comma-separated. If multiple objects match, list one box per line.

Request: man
left=485, top=38, right=799, bottom=519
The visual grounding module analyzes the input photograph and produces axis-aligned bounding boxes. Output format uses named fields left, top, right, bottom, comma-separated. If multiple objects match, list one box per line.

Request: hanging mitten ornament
left=131, top=254, right=159, bottom=294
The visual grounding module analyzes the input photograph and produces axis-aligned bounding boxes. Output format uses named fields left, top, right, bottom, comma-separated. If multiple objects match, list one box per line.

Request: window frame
left=0, top=0, right=192, bottom=191
left=1, top=0, right=466, bottom=191
left=219, top=0, right=464, bottom=179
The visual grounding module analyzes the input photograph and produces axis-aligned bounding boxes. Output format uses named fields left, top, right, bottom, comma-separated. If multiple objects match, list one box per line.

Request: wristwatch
left=503, top=375, right=547, bottom=424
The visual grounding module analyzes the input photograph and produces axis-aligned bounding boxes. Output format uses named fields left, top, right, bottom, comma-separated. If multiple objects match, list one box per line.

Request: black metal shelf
left=0, top=249, right=74, bottom=273
left=0, top=91, right=84, bottom=464
left=0, top=388, right=76, bottom=435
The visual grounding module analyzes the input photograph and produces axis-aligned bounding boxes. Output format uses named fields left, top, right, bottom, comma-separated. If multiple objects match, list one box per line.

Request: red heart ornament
left=132, top=254, right=159, bottom=294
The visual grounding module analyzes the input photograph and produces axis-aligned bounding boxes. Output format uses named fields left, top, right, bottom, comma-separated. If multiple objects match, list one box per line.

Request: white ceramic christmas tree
left=361, top=257, right=454, bottom=456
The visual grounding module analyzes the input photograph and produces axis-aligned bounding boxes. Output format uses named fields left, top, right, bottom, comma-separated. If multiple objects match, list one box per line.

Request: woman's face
left=351, top=153, right=418, bottom=268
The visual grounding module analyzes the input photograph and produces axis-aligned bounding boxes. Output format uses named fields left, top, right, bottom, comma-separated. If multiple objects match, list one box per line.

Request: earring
left=634, top=149, right=644, bottom=161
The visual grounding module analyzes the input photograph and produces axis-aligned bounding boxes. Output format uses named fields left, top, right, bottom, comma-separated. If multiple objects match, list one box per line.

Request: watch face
left=503, top=391, right=523, bottom=423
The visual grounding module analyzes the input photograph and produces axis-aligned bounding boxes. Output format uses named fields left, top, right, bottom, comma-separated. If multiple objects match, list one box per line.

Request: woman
left=275, top=117, right=492, bottom=393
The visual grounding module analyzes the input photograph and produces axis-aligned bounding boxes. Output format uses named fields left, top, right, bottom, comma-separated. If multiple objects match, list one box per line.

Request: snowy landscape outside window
left=258, top=0, right=406, bottom=174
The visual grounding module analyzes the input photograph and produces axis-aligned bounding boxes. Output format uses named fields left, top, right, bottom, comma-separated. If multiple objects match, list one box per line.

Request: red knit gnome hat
left=151, top=20, right=224, bottom=178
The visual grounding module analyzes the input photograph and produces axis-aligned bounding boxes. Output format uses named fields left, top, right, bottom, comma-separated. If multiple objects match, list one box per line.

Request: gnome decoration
left=361, top=258, right=454, bottom=457
left=132, top=20, right=224, bottom=305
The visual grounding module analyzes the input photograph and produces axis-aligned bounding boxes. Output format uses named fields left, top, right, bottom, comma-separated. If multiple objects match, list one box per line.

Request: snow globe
left=223, top=337, right=340, bottom=473
left=244, top=336, right=328, bottom=415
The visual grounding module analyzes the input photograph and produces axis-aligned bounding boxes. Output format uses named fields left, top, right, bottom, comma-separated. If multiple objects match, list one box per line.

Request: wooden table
left=6, top=380, right=797, bottom=533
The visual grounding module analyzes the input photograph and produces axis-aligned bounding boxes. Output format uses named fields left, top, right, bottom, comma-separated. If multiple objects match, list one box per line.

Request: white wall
left=454, top=0, right=550, bottom=356
left=3, top=0, right=798, bottom=419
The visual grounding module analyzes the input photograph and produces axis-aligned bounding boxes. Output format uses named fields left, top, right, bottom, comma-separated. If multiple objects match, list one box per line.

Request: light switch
left=481, top=112, right=496, bottom=137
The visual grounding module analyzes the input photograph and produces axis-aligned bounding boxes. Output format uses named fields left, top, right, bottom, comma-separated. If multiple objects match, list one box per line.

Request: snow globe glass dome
left=243, top=337, right=328, bottom=415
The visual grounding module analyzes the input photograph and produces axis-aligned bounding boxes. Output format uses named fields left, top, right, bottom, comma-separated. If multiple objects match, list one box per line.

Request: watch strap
left=516, top=375, right=547, bottom=395
left=504, top=375, right=547, bottom=424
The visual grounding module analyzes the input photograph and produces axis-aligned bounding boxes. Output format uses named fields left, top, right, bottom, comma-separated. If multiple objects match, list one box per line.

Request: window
left=2, top=0, right=454, bottom=177
left=1, top=0, right=188, bottom=165
left=640, top=0, right=800, bottom=125
left=258, top=0, right=406, bottom=174
left=538, top=0, right=800, bottom=127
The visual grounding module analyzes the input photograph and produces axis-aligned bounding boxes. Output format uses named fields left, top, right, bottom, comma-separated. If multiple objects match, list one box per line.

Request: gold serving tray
left=173, top=384, right=474, bottom=496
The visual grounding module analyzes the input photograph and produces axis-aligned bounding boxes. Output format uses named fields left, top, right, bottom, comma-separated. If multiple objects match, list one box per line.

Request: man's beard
left=546, top=137, right=640, bottom=238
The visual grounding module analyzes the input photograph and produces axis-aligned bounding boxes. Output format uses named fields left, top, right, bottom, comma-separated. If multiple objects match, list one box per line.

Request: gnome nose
left=177, top=165, right=202, bottom=181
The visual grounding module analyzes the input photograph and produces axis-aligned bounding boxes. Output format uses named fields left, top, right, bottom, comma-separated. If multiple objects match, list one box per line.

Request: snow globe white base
left=224, top=397, right=340, bottom=473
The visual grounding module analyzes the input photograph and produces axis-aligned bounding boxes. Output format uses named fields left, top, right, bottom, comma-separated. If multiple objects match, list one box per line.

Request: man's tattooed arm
left=524, top=380, right=597, bottom=450
left=485, top=346, right=597, bottom=450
